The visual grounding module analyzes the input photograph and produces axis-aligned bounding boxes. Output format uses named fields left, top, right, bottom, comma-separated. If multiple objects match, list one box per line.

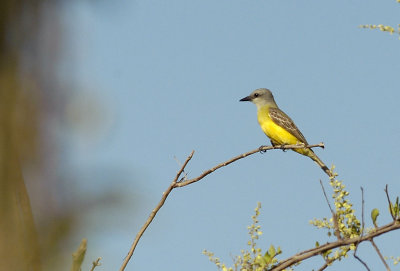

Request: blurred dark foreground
left=0, top=1, right=127, bottom=270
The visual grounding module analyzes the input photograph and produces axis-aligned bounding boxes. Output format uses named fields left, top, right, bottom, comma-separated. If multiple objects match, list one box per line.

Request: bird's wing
left=268, top=107, right=309, bottom=145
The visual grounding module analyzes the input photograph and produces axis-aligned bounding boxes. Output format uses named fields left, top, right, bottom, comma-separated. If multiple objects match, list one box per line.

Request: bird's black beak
left=239, top=96, right=251, bottom=102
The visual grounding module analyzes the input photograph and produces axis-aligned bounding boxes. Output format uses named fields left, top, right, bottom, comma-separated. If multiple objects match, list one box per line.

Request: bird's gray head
left=239, top=88, right=277, bottom=109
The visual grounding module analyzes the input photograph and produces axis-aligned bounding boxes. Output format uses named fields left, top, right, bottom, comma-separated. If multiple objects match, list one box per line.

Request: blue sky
left=56, top=1, right=400, bottom=270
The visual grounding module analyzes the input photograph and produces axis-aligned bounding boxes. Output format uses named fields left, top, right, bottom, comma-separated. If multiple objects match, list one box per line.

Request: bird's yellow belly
left=257, top=109, right=310, bottom=156
left=259, top=119, right=300, bottom=145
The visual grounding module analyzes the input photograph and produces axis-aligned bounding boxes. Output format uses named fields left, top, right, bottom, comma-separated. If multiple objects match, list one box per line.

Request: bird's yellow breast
left=257, top=106, right=301, bottom=146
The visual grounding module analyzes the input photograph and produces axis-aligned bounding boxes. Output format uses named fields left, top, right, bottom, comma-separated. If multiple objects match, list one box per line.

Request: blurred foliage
left=360, top=1, right=400, bottom=38
left=310, top=177, right=361, bottom=263
left=204, top=171, right=399, bottom=270
left=0, top=1, right=43, bottom=270
left=0, top=1, right=118, bottom=270
left=70, top=239, right=87, bottom=271
left=385, top=255, right=400, bottom=266
left=360, top=24, right=400, bottom=38
left=204, top=203, right=284, bottom=271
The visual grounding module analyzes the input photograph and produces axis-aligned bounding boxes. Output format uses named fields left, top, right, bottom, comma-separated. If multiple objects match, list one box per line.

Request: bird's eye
left=254, top=93, right=259, bottom=97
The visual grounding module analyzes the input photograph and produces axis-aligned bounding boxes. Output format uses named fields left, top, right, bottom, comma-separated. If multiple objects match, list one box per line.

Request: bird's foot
left=270, top=140, right=287, bottom=151
left=259, top=145, right=268, bottom=153
left=280, top=144, right=288, bottom=152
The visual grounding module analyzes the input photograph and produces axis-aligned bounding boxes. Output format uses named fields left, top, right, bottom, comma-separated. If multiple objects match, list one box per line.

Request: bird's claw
left=259, top=145, right=267, bottom=153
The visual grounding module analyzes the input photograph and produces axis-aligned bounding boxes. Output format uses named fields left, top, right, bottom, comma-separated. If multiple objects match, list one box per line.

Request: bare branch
left=361, top=187, right=365, bottom=235
left=70, top=239, right=87, bottom=271
left=385, top=185, right=395, bottom=220
left=119, top=151, right=195, bottom=271
left=118, top=142, right=400, bottom=271
left=319, top=180, right=341, bottom=240
left=119, top=143, right=324, bottom=271
left=317, top=258, right=334, bottom=271
left=319, top=180, right=334, bottom=214
left=370, top=239, right=391, bottom=271
left=353, top=253, right=370, bottom=271
left=317, top=261, right=328, bottom=271
left=175, top=143, right=324, bottom=188
left=89, top=258, right=102, bottom=271
left=353, top=187, right=370, bottom=271
left=270, top=221, right=400, bottom=271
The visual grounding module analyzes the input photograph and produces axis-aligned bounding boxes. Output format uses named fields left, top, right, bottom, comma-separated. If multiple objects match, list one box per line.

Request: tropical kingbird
left=240, top=88, right=332, bottom=177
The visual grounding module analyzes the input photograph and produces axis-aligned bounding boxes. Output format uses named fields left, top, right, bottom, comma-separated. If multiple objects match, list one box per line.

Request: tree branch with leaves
left=116, top=143, right=399, bottom=271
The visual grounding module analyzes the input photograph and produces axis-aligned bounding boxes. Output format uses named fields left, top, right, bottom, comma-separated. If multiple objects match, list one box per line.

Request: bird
left=240, top=88, right=332, bottom=178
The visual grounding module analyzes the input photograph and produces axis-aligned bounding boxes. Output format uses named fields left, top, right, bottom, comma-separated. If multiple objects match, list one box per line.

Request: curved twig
left=175, top=143, right=324, bottom=188
left=271, top=221, right=400, bottom=271
left=370, top=239, right=391, bottom=271
left=119, top=151, right=194, bottom=271
left=119, top=143, right=324, bottom=271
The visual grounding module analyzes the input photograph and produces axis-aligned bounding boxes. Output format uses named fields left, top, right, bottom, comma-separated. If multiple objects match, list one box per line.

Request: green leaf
left=268, top=245, right=276, bottom=258
left=315, top=241, right=320, bottom=247
left=388, top=197, right=399, bottom=218
left=263, top=252, right=271, bottom=264
left=371, top=208, right=379, bottom=227
left=322, top=249, right=332, bottom=258
left=395, top=197, right=400, bottom=218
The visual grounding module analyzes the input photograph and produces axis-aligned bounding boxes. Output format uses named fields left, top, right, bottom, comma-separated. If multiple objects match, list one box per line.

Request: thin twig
left=317, top=258, right=334, bottom=271
left=70, top=239, right=87, bottom=271
left=90, top=258, right=102, bottom=271
left=317, top=261, right=328, bottom=271
left=385, top=185, right=395, bottom=220
left=271, top=221, right=400, bottom=271
left=353, top=187, right=370, bottom=270
left=175, top=143, right=324, bottom=188
left=361, top=187, right=365, bottom=235
left=119, top=151, right=195, bottom=271
left=319, top=180, right=341, bottom=240
left=319, top=180, right=334, bottom=215
left=370, top=239, right=391, bottom=271
left=173, top=156, right=189, bottom=181
left=353, top=254, right=370, bottom=271
left=119, top=143, right=324, bottom=271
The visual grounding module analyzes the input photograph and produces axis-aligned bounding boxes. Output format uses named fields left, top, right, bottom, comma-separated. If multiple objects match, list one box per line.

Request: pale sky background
left=50, top=0, right=400, bottom=270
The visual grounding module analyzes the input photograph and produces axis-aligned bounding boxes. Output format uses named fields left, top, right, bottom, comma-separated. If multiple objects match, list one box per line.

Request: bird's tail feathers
left=308, top=151, right=334, bottom=178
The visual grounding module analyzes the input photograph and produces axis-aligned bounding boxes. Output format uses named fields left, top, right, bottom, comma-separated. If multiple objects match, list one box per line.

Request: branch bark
left=70, top=239, right=87, bottom=271
left=119, top=151, right=194, bottom=271
left=370, top=239, right=390, bottom=271
left=353, top=187, right=370, bottom=271
left=119, top=143, right=325, bottom=271
left=175, top=143, right=324, bottom=188
left=90, top=258, right=102, bottom=271
left=271, top=221, right=400, bottom=271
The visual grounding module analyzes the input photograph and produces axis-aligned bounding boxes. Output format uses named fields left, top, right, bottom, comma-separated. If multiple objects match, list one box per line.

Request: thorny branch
left=119, top=143, right=324, bottom=271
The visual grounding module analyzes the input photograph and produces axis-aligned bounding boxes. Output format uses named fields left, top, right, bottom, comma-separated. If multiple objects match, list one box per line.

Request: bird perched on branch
left=240, top=88, right=332, bottom=178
